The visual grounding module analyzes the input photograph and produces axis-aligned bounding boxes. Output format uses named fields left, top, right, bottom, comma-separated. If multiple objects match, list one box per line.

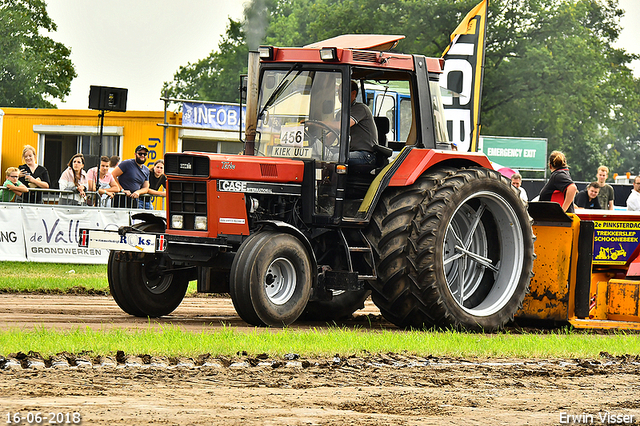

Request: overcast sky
left=47, top=0, right=247, bottom=111
left=47, top=0, right=640, bottom=111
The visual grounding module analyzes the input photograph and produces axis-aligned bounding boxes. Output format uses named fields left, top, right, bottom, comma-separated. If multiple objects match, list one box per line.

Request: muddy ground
left=1, top=294, right=639, bottom=425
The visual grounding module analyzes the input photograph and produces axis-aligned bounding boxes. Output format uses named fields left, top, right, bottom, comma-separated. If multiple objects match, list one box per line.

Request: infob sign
left=479, top=136, right=547, bottom=170
left=593, top=220, right=640, bottom=265
left=182, top=102, right=246, bottom=131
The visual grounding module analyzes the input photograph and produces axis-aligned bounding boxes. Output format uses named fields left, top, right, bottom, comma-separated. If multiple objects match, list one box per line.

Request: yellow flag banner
left=441, top=0, right=488, bottom=152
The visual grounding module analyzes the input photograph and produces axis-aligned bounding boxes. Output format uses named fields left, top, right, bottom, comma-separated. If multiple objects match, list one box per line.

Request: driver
left=347, top=81, right=378, bottom=167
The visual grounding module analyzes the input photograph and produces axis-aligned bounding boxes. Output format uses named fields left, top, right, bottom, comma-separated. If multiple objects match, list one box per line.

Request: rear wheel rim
left=443, top=191, right=524, bottom=317
left=264, top=257, right=297, bottom=305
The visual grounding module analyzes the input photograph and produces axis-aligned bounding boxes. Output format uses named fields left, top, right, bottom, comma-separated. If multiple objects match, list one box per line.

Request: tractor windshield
left=255, top=69, right=343, bottom=162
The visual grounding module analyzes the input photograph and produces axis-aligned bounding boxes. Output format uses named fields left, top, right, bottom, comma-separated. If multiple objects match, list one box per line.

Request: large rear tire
left=108, top=223, right=189, bottom=318
left=365, top=167, right=534, bottom=331
left=230, top=231, right=312, bottom=327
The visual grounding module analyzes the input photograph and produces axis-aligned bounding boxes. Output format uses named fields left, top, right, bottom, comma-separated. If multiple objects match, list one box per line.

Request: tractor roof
left=305, top=34, right=405, bottom=51
left=260, top=34, right=443, bottom=74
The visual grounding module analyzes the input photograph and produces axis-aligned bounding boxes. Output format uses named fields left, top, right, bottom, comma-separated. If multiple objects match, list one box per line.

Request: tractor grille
left=165, top=154, right=209, bottom=177
left=168, top=181, right=208, bottom=230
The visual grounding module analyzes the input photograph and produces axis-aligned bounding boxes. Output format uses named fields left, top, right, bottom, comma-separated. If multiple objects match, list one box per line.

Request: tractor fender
left=131, top=212, right=167, bottom=228
left=356, top=147, right=493, bottom=220
left=387, top=148, right=493, bottom=187
left=255, top=220, right=318, bottom=289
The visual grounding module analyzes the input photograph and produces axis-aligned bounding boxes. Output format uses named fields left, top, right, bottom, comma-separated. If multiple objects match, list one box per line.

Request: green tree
left=0, top=0, right=76, bottom=108
left=608, top=77, right=640, bottom=177
left=481, top=0, right=639, bottom=180
left=263, top=0, right=460, bottom=55
left=162, top=0, right=467, bottom=104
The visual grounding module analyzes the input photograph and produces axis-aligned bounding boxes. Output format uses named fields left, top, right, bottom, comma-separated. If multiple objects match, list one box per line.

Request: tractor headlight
left=320, top=47, right=338, bottom=61
left=194, top=216, right=207, bottom=231
left=171, top=215, right=184, bottom=229
left=258, top=46, right=275, bottom=60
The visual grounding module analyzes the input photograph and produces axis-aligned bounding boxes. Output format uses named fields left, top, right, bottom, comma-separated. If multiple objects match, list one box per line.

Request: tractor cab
left=252, top=35, right=450, bottom=222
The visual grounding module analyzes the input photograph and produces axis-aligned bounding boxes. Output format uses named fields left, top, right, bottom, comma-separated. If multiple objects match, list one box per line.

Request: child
left=2, top=167, right=28, bottom=202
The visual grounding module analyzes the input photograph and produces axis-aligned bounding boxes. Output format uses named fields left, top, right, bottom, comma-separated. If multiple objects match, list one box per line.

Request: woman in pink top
left=58, top=153, right=88, bottom=205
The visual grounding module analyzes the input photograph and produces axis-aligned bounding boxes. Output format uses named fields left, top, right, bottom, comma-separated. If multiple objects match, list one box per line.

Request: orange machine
left=518, top=202, right=640, bottom=330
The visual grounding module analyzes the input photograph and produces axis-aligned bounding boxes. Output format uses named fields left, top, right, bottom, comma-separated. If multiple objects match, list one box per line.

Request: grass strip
left=0, top=262, right=108, bottom=293
left=1, top=326, right=639, bottom=359
left=0, top=262, right=199, bottom=295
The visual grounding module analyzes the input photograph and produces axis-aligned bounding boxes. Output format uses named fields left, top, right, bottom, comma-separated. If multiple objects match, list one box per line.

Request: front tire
left=108, top=223, right=189, bottom=317
left=108, top=251, right=144, bottom=316
left=366, top=167, right=534, bottom=331
left=230, top=231, right=312, bottom=326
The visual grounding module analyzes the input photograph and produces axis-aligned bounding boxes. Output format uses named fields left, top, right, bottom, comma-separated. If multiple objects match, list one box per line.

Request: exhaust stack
left=244, top=51, right=260, bottom=156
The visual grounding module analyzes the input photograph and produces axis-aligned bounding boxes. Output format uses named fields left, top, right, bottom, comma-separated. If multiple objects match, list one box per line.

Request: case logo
left=219, top=180, right=247, bottom=192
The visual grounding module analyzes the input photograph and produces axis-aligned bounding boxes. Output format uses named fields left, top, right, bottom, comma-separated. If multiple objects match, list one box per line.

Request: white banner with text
left=0, top=205, right=155, bottom=264
left=0, top=205, right=29, bottom=262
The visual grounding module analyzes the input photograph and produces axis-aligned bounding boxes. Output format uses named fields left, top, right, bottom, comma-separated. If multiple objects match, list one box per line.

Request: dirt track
left=1, top=294, right=640, bottom=425
left=0, top=293, right=387, bottom=331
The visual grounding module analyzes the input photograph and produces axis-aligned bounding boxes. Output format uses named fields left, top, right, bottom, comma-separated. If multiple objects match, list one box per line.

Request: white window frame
left=33, top=125, right=123, bottom=163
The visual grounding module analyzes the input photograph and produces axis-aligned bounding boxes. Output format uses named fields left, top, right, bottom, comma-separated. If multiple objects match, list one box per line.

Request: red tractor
left=83, top=35, right=534, bottom=330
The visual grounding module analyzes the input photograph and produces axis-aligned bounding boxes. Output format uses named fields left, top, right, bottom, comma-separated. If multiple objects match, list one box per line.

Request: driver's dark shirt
left=350, top=101, right=378, bottom=152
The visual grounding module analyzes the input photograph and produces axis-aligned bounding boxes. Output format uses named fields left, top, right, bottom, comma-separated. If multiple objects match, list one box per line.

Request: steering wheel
left=304, top=120, right=340, bottom=142
left=304, top=120, right=340, bottom=160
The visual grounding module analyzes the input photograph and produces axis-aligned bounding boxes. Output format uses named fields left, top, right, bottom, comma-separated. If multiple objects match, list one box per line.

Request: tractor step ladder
left=338, top=228, right=377, bottom=281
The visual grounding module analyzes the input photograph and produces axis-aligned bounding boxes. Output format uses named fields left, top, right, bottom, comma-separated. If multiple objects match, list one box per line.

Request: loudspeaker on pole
left=88, top=86, right=128, bottom=112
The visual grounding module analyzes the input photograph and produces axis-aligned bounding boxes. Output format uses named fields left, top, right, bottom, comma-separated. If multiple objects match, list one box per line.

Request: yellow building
left=0, top=106, right=244, bottom=183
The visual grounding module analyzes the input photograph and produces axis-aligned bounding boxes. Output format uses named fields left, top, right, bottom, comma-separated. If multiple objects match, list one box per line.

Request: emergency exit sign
left=479, top=136, right=547, bottom=170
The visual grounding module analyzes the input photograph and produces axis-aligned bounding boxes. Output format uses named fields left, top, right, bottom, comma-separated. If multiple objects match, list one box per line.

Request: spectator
left=18, top=145, right=50, bottom=204
left=148, top=160, right=166, bottom=197
left=145, top=159, right=166, bottom=209
left=58, top=153, right=88, bottom=205
left=108, top=155, right=120, bottom=174
left=538, top=151, right=578, bottom=213
left=2, top=167, right=28, bottom=202
left=511, top=172, right=528, bottom=202
left=574, top=182, right=602, bottom=210
left=87, top=155, right=119, bottom=206
left=595, top=165, right=615, bottom=210
left=111, top=145, right=150, bottom=208
left=626, top=176, right=640, bottom=211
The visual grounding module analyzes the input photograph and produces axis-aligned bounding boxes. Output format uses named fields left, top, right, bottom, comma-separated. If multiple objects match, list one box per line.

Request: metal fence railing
left=0, top=187, right=165, bottom=210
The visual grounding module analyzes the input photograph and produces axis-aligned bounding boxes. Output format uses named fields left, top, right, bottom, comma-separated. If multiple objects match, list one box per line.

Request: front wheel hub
left=264, top=257, right=297, bottom=305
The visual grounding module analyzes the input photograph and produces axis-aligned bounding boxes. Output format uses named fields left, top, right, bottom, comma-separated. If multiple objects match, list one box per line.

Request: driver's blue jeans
left=348, top=150, right=376, bottom=166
